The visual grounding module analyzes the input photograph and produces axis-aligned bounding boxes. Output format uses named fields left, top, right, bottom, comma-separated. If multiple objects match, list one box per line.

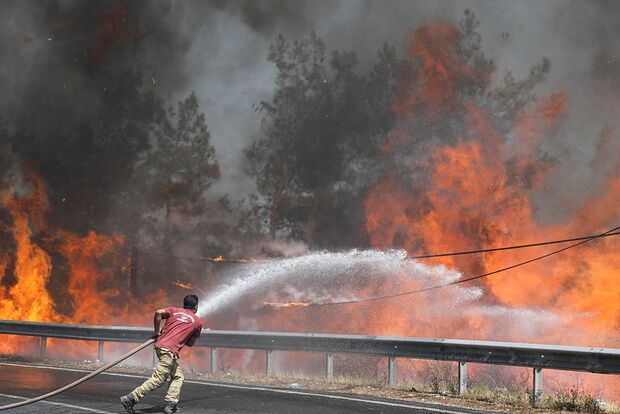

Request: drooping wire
left=306, top=225, right=620, bottom=307
left=409, top=231, right=620, bottom=259
left=137, top=230, right=620, bottom=263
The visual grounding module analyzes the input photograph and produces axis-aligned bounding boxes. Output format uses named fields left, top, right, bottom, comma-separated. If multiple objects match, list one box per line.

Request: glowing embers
left=171, top=281, right=193, bottom=290
left=170, top=281, right=206, bottom=295
left=263, top=301, right=312, bottom=308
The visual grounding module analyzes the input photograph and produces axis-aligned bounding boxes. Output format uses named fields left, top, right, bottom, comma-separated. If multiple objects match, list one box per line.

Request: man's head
left=183, top=294, right=199, bottom=312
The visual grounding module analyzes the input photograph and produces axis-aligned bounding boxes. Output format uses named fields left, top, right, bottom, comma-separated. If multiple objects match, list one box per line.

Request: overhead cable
left=307, top=225, right=620, bottom=307
left=138, top=230, right=620, bottom=263
left=409, top=231, right=620, bottom=259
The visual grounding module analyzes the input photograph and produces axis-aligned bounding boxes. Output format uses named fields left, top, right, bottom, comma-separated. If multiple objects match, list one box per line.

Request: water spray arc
left=142, top=227, right=620, bottom=310
left=0, top=228, right=616, bottom=409
left=305, top=224, right=620, bottom=307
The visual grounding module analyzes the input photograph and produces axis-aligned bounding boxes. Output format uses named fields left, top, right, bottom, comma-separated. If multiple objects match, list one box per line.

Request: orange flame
left=362, top=21, right=620, bottom=345
left=251, top=21, right=620, bottom=398
left=1, top=18, right=619, bottom=398
left=0, top=173, right=167, bottom=356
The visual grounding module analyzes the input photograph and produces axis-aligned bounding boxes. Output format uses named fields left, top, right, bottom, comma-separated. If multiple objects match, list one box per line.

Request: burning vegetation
left=0, top=0, right=619, bottom=399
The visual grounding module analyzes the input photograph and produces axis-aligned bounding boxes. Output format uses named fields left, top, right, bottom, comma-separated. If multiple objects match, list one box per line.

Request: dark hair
left=183, top=294, right=199, bottom=310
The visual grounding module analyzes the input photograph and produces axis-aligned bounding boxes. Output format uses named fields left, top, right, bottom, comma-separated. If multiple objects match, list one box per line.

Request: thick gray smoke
left=3, top=5, right=620, bottom=387
left=182, top=0, right=620, bottom=219
left=1, top=0, right=619, bottom=216
left=0, top=2, right=185, bottom=132
left=2, top=1, right=620, bottom=323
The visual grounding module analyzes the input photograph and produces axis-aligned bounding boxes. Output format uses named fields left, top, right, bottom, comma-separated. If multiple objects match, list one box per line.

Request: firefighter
left=120, top=294, right=203, bottom=414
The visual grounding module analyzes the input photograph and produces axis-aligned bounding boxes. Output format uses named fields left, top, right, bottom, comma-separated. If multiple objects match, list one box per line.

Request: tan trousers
left=130, top=348, right=184, bottom=404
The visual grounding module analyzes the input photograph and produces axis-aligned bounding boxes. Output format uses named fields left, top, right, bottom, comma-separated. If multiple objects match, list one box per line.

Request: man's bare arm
left=153, top=308, right=170, bottom=337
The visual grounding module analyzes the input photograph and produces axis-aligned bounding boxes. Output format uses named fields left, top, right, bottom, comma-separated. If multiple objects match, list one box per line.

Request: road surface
left=0, top=363, right=501, bottom=413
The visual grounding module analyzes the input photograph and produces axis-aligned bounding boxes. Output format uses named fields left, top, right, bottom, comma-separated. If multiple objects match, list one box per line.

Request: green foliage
left=9, top=69, right=161, bottom=233
left=487, top=57, right=550, bottom=134
left=245, top=11, right=552, bottom=248
left=466, top=384, right=529, bottom=406
left=6, top=69, right=221, bottom=259
left=544, top=387, right=604, bottom=413
left=245, top=33, right=403, bottom=245
left=114, top=91, right=220, bottom=252
left=143, top=92, right=218, bottom=211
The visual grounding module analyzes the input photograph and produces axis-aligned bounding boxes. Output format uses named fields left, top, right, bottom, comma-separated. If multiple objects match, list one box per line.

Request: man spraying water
left=120, top=294, right=203, bottom=414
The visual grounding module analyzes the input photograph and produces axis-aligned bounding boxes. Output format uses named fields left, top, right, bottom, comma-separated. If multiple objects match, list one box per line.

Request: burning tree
left=246, top=11, right=551, bottom=249
left=243, top=11, right=620, bottom=351
left=0, top=6, right=619, bottom=398
left=232, top=11, right=620, bottom=397
left=245, top=33, right=405, bottom=246
left=0, top=17, right=223, bottom=331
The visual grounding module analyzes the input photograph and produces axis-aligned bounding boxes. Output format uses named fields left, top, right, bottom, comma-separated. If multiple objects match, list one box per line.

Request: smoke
left=87, top=0, right=620, bottom=223
left=1, top=0, right=618, bottom=221
left=2, top=3, right=620, bottom=397
left=2, top=1, right=619, bottom=324
left=0, top=2, right=183, bottom=130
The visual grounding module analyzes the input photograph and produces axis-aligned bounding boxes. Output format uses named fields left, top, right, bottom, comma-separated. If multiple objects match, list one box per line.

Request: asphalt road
left=0, top=363, right=500, bottom=414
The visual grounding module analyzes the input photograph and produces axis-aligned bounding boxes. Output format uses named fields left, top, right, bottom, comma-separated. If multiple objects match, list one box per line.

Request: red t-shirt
left=155, top=307, right=203, bottom=357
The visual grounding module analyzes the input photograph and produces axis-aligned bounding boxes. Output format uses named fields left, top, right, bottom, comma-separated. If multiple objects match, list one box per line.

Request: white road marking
left=0, top=362, right=494, bottom=414
left=182, top=381, right=487, bottom=413
left=0, top=392, right=115, bottom=413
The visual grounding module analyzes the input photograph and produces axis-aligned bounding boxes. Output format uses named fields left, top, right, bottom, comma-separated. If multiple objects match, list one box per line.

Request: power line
left=409, top=231, right=620, bottom=259
left=137, top=230, right=620, bottom=263
left=307, top=225, right=620, bottom=307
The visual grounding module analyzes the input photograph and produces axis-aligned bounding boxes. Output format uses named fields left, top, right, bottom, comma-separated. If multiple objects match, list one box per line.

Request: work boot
left=163, top=401, right=178, bottom=413
left=120, top=394, right=136, bottom=414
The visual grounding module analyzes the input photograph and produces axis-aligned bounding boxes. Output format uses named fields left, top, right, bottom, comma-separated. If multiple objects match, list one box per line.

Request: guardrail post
left=531, top=367, right=543, bottom=406
left=210, top=347, right=218, bottom=373
left=388, top=356, right=396, bottom=385
left=266, top=350, right=273, bottom=375
left=97, top=341, right=104, bottom=362
left=39, top=336, right=47, bottom=358
left=326, top=353, right=334, bottom=381
left=458, top=362, right=467, bottom=395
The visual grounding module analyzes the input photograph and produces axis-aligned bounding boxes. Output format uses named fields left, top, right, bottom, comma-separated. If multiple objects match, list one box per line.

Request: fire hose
left=0, top=338, right=156, bottom=411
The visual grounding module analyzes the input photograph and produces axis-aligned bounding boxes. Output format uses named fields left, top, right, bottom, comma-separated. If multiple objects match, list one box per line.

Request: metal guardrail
left=1, top=320, right=619, bottom=406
